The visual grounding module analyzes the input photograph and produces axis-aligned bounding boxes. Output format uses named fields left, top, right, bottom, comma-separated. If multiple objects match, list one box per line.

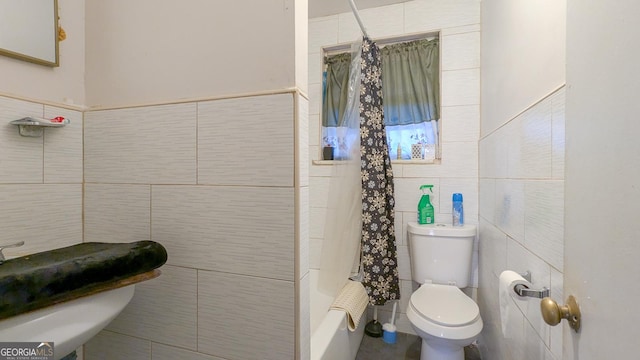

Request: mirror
left=0, top=0, right=59, bottom=67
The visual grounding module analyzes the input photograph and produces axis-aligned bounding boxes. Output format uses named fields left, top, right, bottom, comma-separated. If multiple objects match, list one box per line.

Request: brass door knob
left=540, top=295, right=581, bottom=332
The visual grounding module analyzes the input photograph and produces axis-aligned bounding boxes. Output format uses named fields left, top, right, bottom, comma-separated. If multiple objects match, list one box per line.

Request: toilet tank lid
left=407, top=223, right=476, bottom=237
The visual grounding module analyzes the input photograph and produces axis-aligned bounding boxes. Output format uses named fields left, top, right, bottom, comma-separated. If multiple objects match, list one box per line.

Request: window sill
left=313, top=159, right=440, bottom=166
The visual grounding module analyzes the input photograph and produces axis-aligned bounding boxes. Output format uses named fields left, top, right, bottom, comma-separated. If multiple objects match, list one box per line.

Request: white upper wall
left=481, top=0, right=566, bottom=135
left=296, top=0, right=309, bottom=93
left=0, top=0, right=306, bottom=108
left=85, top=0, right=300, bottom=108
left=309, top=0, right=408, bottom=18
left=0, top=0, right=85, bottom=106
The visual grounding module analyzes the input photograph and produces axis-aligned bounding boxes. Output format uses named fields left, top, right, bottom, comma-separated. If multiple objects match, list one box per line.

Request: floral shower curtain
left=358, top=36, right=400, bottom=306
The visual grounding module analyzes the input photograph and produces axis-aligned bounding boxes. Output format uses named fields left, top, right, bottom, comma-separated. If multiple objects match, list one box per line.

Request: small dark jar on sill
left=323, top=146, right=334, bottom=160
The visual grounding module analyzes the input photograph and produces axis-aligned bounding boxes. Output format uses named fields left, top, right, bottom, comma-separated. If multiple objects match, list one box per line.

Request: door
left=564, top=0, right=640, bottom=358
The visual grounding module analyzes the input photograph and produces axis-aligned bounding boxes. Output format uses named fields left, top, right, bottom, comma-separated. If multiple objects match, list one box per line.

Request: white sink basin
left=0, top=285, right=135, bottom=360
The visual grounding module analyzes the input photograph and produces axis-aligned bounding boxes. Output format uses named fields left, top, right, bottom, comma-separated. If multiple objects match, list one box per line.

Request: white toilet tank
left=407, top=223, right=476, bottom=288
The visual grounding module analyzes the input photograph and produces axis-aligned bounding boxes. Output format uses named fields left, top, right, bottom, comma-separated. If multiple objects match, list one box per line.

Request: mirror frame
left=0, top=0, right=60, bottom=67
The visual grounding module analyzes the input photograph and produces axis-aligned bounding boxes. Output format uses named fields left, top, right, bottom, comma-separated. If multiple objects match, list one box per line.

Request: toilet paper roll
left=498, top=270, right=531, bottom=337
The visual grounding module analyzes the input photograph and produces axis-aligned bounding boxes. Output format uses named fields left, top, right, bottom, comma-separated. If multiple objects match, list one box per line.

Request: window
left=321, top=36, right=440, bottom=161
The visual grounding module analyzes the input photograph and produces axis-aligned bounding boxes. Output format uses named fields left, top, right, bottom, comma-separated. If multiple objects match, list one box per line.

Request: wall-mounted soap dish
left=10, top=117, right=69, bottom=137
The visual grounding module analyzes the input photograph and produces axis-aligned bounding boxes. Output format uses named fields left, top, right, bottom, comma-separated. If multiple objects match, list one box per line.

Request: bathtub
left=310, top=269, right=365, bottom=360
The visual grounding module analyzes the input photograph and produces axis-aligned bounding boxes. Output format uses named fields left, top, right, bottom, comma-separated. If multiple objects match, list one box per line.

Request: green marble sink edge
left=0, top=241, right=168, bottom=320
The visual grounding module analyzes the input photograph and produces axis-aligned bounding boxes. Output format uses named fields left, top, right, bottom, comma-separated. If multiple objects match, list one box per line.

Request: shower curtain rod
left=348, top=0, right=369, bottom=38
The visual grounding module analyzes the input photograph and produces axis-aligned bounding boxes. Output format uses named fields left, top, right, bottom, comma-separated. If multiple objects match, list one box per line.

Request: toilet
left=406, top=223, right=482, bottom=360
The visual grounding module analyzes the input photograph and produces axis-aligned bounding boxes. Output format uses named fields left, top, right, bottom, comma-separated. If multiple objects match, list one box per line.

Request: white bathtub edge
left=311, top=309, right=365, bottom=360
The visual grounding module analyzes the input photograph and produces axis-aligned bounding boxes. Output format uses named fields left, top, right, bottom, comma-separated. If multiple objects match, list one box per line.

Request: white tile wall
left=0, top=96, right=46, bottom=183
left=393, top=177, right=441, bottom=213
left=504, top=300, right=525, bottom=359
left=299, top=185, right=310, bottom=278
left=524, top=181, right=564, bottom=270
left=337, top=4, right=405, bottom=42
left=0, top=95, right=85, bottom=355
left=84, top=184, right=151, bottom=243
left=298, top=273, right=311, bottom=360
left=309, top=206, right=327, bottom=240
left=106, top=265, right=198, bottom=350
left=479, top=179, right=496, bottom=224
left=549, top=267, right=564, bottom=359
left=439, top=178, right=478, bottom=222
left=396, top=245, right=412, bottom=281
left=551, top=90, right=566, bottom=180
left=151, top=185, right=295, bottom=281
left=309, top=113, right=321, bottom=148
left=495, top=179, right=526, bottom=242
left=309, top=0, right=481, bottom=340
left=395, top=211, right=406, bottom=246
left=441, top=31, right=481, bottom=71
left=308, top=82, right=322, bottom=119
left=441, top=105, right=480, bottom=143
left=478, top=87, right=565, bottom=359
left=508, top=100, right=553, bottom=179
left=84, top=103, right=197, bottom=184
left=403, top=142, right=478, bottom=178
left=197, top=94, right=294, bottom=187
left=308, top=16, right=339, bottom=54
left=151, top=343, right=225, bottom=360
left=405, top=0, right=481, bottom=33
left=477, top=256, right=502, bottom=355
left=479, top=126, right=509, bottom=179
left=309, top=237, right=323, bottom=270
left=506, top=240, right=551, bottom=341
left=296, top=187, right=310, bottom=279
left=298, top=93, right=311, bottom=360
left=44, top=106, right=83, bottom=183
left=0, top=184, right=82, bottom=256
left=308, top=52, right=323, bottom=90
left=309, top=176, right=331, bottom=209
left=198, top=271, right=295, bottom=360
left=83, top=91, right=301, bottom=359
left=85, top=331, right=151, bottom=360
left=478, top=219, right=507, bottom=279
left=441, top=24, right=481, bottom=37
left=441, top=69, right=480, bottom=106
left=298, top=94, right=310, bottom=187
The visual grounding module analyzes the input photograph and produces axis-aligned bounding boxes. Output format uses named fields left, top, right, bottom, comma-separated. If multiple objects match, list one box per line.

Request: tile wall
left=0, top=95, right=83, bottom=256
left=308, top=0, right=481, bottom=335
left=477, top=87, right=565, bottom=360
left=0, top=90, right=308, bottom=360
left=0, top=95, right=84, bottom=357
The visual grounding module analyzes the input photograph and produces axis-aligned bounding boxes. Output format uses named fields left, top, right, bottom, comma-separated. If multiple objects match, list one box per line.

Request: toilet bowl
left=407, top=283, right=482, bottom=360
left=406, top=223, right=482, bottom=360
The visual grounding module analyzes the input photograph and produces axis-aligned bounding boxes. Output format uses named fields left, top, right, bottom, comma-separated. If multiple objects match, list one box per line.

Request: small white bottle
left=396, top=143, right=402, bottom=160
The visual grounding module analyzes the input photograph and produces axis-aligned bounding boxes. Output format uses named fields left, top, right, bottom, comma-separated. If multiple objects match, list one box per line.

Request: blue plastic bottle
left=452, top=193, right=464, bottom=226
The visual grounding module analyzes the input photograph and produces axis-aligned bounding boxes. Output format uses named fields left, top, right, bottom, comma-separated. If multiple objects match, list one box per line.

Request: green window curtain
left=322, top=38, right=439, bottom=129
left=381, top=38, right=439, bottom=126
left=322, top=53, right=352, bottom=127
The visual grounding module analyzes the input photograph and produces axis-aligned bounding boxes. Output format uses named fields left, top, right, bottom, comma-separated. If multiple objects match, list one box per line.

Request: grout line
left=195, top=103, right=199, bottom=185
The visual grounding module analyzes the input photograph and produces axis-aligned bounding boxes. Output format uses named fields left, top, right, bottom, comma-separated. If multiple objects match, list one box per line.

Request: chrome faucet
left=0, top=240, right=25, bottom=264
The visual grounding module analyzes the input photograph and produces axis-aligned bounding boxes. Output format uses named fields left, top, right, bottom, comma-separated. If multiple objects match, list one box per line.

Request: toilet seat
left=407, top=283, right=482, bottom=341
left=410, top=283, right=479, bottom=326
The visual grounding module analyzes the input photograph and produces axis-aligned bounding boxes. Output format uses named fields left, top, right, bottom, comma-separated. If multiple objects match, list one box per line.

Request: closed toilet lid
left=410, top=284, right=479, bottom=327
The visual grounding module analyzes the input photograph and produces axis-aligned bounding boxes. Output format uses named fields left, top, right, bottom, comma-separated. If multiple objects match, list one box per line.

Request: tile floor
left=355, top=332, right=481, bottom=360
